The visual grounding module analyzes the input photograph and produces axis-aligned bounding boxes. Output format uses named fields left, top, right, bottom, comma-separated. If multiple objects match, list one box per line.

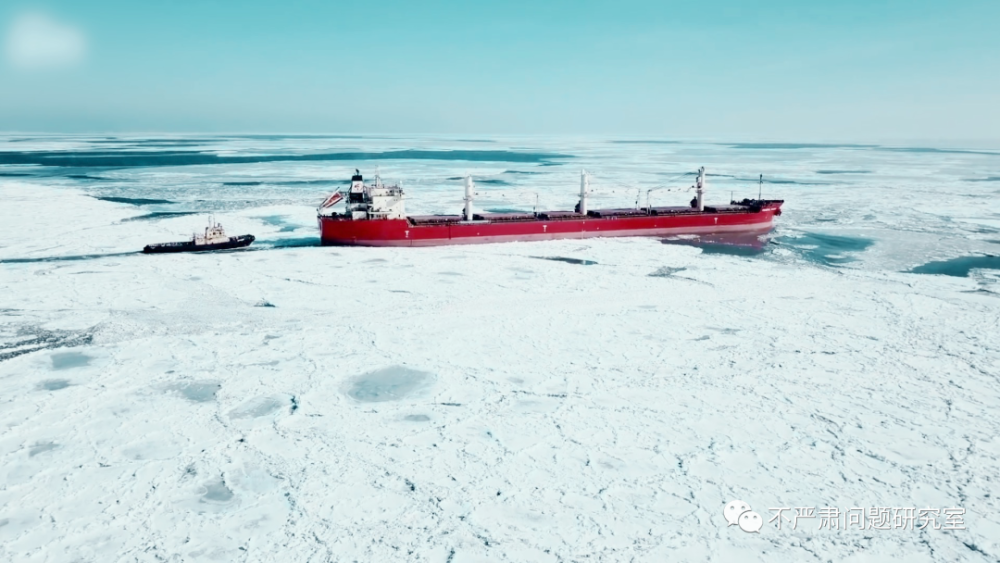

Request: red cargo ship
left=318, top=168, right=782, bottom=247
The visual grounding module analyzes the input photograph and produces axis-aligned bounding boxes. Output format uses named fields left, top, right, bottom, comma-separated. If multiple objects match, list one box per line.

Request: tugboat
left=317, top=168, right=783, bottom=247
left=143, top=219, right=255, bottom=253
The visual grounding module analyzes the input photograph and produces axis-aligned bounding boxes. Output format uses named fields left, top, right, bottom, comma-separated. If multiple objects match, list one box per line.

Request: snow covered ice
left=1, top=135, right=1000, bottom=561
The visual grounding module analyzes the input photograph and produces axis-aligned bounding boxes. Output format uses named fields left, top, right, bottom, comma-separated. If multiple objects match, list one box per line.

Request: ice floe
left=1, top=136, right=999, bottom=561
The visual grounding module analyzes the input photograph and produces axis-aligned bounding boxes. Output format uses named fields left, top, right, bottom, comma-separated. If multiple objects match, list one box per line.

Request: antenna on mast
left=758, top=174, right=763, bottom=200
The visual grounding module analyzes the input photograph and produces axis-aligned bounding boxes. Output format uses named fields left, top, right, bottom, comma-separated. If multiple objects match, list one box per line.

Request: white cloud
left=4, top=11, right=87, bottom=70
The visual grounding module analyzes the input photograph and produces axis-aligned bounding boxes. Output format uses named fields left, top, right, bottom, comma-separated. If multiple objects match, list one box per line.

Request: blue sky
left=1, top=0, right=997, bottom=140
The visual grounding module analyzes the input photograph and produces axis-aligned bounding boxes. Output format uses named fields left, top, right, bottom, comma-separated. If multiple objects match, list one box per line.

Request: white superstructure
left=342, top=170, right=407, bottom=220
left=193, top=218, right=231, bottom=245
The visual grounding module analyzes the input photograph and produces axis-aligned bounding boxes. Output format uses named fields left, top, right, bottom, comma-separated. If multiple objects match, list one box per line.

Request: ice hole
left=346, top=366, right=434, bottom=403
left=51, top=351, right=91, bottom=370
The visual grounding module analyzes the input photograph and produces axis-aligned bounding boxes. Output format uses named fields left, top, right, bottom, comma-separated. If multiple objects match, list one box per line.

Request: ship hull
left=143, top=235, right=255, bottom=254
left=319, top=204, right=782, bottom=247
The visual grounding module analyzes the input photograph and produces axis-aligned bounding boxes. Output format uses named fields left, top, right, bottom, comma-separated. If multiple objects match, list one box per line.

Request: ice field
left=1, top=135, right=1000, bottom=561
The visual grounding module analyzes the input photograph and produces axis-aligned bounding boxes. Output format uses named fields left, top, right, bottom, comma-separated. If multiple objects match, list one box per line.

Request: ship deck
left=407, top=203, right=774, bottom=226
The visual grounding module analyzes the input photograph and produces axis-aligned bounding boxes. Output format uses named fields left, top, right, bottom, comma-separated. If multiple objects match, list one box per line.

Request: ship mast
left=695, top=167, right=706, bottom=211
left=578, top=170, right=590, bottom=215
left=464, top=175, right=475, bottom=221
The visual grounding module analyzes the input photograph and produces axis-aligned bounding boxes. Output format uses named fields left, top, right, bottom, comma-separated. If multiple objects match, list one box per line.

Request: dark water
left=532, top=256, right=598, bottom=266
left=727, top=143, right=1000, bottom=156
left=90, top=137, right=213, bottom=144
left=121, top=211, right=199, bottom=222
left=277, top=179, right=343, bottom=186
left=7, top=235, right=321, bottom=256
left=259, top=215, right=300, bottom=232
left=96, top=196, right=174, bottom=205
left=736, top=177, right=828, bottom=186
left=0, top=251, right=140, bottom=264
left=0, top=149, right=570, bottom=168
left=263, top=237, right=320, bottom=248
left=0, top=329, right=94, bottom=363
left=484, top=207, right=530, bottom=213
left=68, top=174, right=111, bottom=180
left=728, top=143, right=877, bottom=150
left=448, top=177, right=510, bottom=185
left=227, top=134, right=367, bottom=140
left=909, top=255, right=1000, bottom=277
left=879, top=147, right=1000, bottom=157
left=661, top=232, right=771, bottom=256
left=222, top=180, right=339, bottom=186
left=610, top=140, right=679, bottom=145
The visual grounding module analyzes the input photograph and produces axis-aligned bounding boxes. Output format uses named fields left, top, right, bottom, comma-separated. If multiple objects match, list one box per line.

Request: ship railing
left=472, top=190, right=540, bottom=215
left=645, top=185, right=695, bottom=212
left=587, top=187, right=642, bottom=210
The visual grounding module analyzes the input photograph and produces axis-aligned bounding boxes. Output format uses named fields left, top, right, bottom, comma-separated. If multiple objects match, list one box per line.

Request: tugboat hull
left=143, top=235, right=255, bottom=254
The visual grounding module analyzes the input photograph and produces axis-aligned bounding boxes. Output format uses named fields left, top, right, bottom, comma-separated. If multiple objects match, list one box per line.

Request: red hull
left=319, top=202, right=783, bottom=247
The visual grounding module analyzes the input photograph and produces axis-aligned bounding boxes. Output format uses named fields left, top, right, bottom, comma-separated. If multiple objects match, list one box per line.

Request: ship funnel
left=696, top=167, right=706, bottom=211
left=350, top=169, right=364, bottom=194
left=464, top=175, right=475, bottom=221
left=578, top=170, right=590, bottom=215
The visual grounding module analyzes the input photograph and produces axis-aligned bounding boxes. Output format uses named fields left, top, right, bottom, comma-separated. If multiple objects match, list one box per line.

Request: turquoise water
left=38, top=379, right=71, bottom=391
left=346, top=366, right=434, bottom=403
left=51, top=351, right=91, bottom=370
left=2, top=134, right=998, bottom=283
left=170, top=381, right=222, bottom=403
left=775, top=232, right=875, bottom=266
left=661, top=232, right=771, bottom=257
left=910, top=255, right=1000, bottom=277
